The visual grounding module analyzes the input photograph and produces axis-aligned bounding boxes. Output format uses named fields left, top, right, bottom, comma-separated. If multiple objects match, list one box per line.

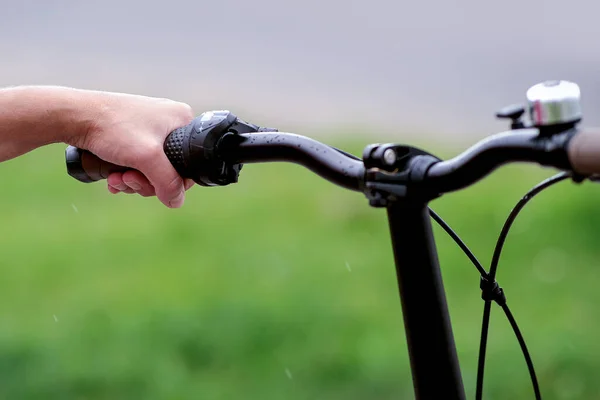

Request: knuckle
left=153, top=99, right=194, bottom=128
left=173, top=102, right=194, bottom=124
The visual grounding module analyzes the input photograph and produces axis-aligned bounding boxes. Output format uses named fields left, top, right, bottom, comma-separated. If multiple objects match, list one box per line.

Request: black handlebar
left=65, top=111, right=367, bottom=192
left=425, top=128, right=576, bottom=194
left=219, top=132, right=365, bottom=191
left=64, top=110, right=582, bottom=199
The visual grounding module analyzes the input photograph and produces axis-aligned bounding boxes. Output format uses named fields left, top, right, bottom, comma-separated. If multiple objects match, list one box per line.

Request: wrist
left=37, top=86, right=105, bottom=147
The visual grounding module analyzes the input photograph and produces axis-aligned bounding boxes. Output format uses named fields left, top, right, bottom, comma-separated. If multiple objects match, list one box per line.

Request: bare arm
left=0, top=86, right=194, bottom=208
left=0, top=86, right=97, bottom=161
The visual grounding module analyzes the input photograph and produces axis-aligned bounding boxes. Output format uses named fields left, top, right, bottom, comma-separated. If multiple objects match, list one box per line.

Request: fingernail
left=127, top=182, right=141, bottom=190
left=168, top=190, right=185, bottom=208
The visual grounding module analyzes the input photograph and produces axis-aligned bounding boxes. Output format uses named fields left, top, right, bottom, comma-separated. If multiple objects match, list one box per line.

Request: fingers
left=107, top=181, right=135, bottom=194
left=122, top=170, right=156, bottom=197
left=106, top=170, right=194, bottom=202
left=107, top=173, right=128, bottom=191
left=128, top=150, right=187, bottom=208
left=107, top=171, right=155, bottom=197
left=150, top=161, right=186, bottom=208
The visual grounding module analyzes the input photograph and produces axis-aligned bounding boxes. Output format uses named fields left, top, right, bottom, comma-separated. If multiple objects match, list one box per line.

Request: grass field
left=2, top=139, right=600, bottom=399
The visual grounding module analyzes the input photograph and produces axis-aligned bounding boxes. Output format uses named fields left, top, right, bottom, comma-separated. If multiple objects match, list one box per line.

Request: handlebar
left=218, top=132, right=365, bottom=191
left=65, top=117, right=366, bottom=192
left=64, top=110, right=595, bottom=199
left=425, top=128, right=574, bottom=193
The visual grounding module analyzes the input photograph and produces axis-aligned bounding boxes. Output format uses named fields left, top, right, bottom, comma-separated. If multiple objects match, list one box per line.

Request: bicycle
left=64, top=80, right=597, bottom=399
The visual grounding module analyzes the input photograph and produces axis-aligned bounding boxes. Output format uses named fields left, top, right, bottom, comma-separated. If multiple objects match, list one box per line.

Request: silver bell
left=526, top=80, right=582, bottom=126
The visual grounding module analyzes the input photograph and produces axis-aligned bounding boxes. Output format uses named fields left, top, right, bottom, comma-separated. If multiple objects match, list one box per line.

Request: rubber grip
left=567, top=128, right=600, bottom=175
left=65, top=146, right=129, bottom=183
left=65, top=120, right=192, bottom=183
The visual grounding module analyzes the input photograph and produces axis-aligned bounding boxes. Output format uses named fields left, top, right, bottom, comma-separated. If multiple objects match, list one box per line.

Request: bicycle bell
left=526, top=80, right=582, bottom=127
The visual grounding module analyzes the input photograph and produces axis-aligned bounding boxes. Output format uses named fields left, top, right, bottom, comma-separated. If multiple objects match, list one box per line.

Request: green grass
left=2, top=140, right=600, bottom=399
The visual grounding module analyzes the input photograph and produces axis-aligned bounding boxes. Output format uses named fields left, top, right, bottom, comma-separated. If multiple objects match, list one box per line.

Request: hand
left=71, top=91, right=195, bottom=208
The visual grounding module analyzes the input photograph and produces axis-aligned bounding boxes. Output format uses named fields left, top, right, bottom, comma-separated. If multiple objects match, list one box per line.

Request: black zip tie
left=480, top=276, right=506, bottom=306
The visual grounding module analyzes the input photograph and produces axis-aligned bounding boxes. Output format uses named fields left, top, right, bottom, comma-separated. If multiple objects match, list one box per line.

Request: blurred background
left=1, top=1, right=600, bottom=399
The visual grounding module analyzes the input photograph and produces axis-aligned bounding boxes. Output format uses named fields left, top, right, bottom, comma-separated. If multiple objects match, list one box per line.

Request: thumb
left=143, top=153, right=186, bottom=208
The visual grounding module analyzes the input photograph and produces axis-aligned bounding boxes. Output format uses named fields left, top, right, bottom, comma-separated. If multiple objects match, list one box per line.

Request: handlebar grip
left=65, top=146, right=129, bottom=183
left=568, top=129, right=600, bottom=175
left=65, top=122, right=194, bottom=183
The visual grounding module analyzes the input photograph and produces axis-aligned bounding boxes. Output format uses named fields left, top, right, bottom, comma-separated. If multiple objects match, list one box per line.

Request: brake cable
left=429, top=171, right=571, bottom=400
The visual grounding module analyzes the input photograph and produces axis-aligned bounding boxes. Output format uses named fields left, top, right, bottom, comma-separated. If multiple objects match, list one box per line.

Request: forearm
left=0, top=86, right=99, bottom=162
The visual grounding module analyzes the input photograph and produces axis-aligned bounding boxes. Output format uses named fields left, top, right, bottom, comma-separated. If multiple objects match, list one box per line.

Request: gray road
left=1, top=0, right=598, bottom=143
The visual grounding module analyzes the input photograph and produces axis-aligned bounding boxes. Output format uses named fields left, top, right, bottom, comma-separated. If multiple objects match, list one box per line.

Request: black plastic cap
left=65, top=146, right=94, bottom=183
